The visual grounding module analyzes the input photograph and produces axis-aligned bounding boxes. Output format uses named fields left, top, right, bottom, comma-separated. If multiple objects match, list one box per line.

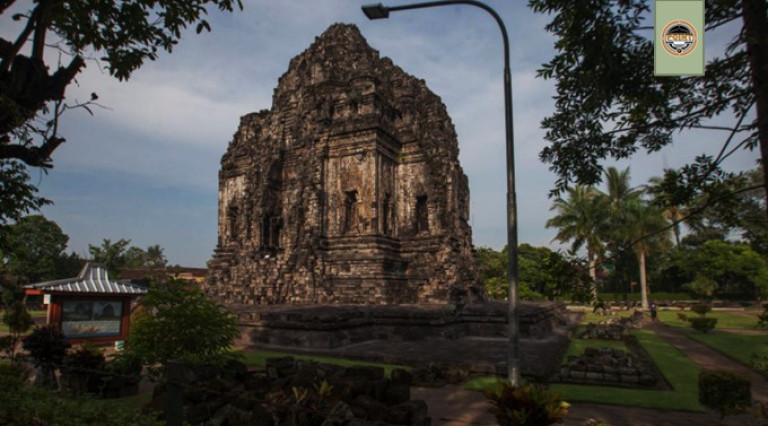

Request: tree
left=127, top=279, right=238, bottom=366
left=0, top=160, right=49, bottom=228
left=1, top=0, right=243, bottom=168
left=144, top=244, right=167, bottom=269
left=2, top=215, right=76, bottom=290
left=546, top=185, right=608, bottom=299
left=646, top=172, right=689, bottom=248
left=88, top=238, right=131, bottom=276
left=616, top=198, right=671, bottom=309
left=0, top=1, right=243, bottom=226
left=529, top=0, right=768, bottom=215
left=678, top=240, right=768, bottom=300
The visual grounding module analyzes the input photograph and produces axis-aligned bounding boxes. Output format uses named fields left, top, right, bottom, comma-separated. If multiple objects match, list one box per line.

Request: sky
left=5, top=1, right=759, bottom=267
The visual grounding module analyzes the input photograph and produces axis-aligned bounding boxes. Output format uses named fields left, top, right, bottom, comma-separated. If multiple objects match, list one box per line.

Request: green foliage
left=758, top=305, right=768, bottom=329
left=127, top=279, right=239, bottom=366
left=1, top=0, right=244, bottom=170
left=22, top=324, right=70, bottom=368
left=678, top=240, right=768, bottom=300
left=688, top=317, right=718, bottom=334
left=483, top=382, right=569, bottom=426
left=0, top=362, right=161, bottom=426
left=528, top=0, right=761, bottom=202
left=22, top=325, right=70, bottom=388
left=476, top=245, right=590, bottom=301
left=0, top=301, right=33, bottom=363
left=2, top=215, right=82, bottom=286
left=698, top=370, right=751, bottom=419
left=0, top=161, right=50, bottom=228
left=546, top=185, right=608, bottom=296
left=61, top=344, right=107, bottom=396
left=2, top=301, right=33, bottom=335
left=691, top=303, right=712, bottom=316
left=89, top=239, right=168, bottom=277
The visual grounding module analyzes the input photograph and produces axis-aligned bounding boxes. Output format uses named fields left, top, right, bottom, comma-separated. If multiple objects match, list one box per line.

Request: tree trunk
left=741, top=0, right=768, bottom=216
left=588, top=251, right=598, bottom=302
left=639, top=249, right=649, bottom=310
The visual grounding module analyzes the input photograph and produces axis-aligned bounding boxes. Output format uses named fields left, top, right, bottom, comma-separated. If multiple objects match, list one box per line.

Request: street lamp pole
left=362, top=1, right=520, bottom=385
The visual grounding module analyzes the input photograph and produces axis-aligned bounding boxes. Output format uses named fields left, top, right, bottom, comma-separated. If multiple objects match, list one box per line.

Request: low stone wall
left=231, top=302, right=569, bottom=349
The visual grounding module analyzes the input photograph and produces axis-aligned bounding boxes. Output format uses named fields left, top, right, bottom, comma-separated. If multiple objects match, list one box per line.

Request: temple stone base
left=230, top=302, right=576, bottom=379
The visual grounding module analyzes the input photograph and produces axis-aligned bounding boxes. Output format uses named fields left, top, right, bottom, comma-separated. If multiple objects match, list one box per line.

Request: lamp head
left=362, top=3, right=390, bottom=19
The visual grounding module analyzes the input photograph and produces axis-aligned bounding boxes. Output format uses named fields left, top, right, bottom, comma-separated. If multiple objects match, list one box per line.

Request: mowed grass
left=658, top=310, right=762, bottom=330
left=236, top=349, right=409, bottom=377
left=549, top=330, right=703, bottom=412
left=687, top=331, right=768, bottom=370
left=465, top=330, right=703, bottom=412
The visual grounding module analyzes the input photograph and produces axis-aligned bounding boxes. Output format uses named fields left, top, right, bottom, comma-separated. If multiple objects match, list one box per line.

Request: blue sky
left=6, top=1, right=759, bottom=266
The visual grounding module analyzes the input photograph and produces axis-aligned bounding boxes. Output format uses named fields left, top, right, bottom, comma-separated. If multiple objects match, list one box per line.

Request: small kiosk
left=24, top=262, right=148, bottom=344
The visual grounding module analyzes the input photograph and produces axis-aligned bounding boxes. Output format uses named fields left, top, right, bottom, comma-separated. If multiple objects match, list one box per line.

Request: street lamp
left=362, top=1, right=520, bottom=385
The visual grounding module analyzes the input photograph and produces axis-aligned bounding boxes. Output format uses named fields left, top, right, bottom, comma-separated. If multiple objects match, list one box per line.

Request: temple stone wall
left=204, top=24, right=480, bottom=305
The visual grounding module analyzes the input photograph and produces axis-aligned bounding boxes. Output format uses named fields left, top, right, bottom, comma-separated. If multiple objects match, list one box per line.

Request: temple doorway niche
left=261, top=214, right=282, bottom=251
left=415, top=195, right=429, bottom=234
left=342, top=190, right=358, bottom=234
left=382, top=192, right=392, bottom=236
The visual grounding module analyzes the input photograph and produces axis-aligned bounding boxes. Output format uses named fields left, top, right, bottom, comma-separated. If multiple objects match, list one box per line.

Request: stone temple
left=205, top=24, right=481, bottom=305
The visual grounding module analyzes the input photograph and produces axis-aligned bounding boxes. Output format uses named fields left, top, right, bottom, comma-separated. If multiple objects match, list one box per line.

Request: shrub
left=688, top=317, right=718, bottom=333
left=127, top=279, right=239, bottom=368
left=699, top=370, right=751, bottom=419
left=483, top=382, right=569, bottom=425
left=691, top=303, right=712, bottom=316
left=0, top=360, right=161, bottom=426
left=677, top=312, right=688, bottom=322
left=61, top=343, right=107, bottom=396
left=758, top=304, right=768, bottom=329
left=1, top=301, right=34, bottom=364
left=22, top=325, right=70, bottom=388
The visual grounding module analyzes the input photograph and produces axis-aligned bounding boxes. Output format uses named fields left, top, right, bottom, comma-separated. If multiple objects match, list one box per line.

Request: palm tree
left=145, top=245, right=167, bottom=269
left=547, top=185, right=609, bottom=301
left=604, top=167, right=641, bottom=212
left=619, top=199, right=671, bottom=309
left=646, top=175, right=687, bottom=248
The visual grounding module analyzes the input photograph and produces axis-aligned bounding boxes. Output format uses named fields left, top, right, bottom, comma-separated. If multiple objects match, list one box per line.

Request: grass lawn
left=466, top=330, right=704, bottom=412
left=686, top=331, right=768, bottom=370
left=551, top=330, right=703, bottom=411
left=235, top=349, right=409, bottom=377
left=658, top=310, right=761, bottom=330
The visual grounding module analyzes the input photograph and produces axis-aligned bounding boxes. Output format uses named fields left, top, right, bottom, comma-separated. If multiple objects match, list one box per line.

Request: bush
left=691, top=303, right=712, bottom=316
left=699, top=370, right=751, bottom=419
left=758, top=304, right=768, bottom=329
left=688, top=317, right=718, bottom=333
left=127, top=279, right=239, bottom=368
left=483, top=382, right=569, bottom=425
left=22, top=325, right=70, bottom=388
left=61, top=344, right=107, bottom=396
left=0, top=360, right=161, bottom=426
left=1, top=301, right=34, bottom=364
